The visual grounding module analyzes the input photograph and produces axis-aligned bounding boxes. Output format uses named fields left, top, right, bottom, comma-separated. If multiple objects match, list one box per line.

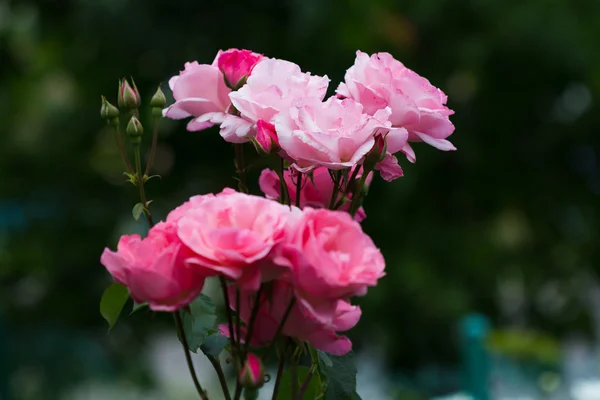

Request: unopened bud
left=100, top=96, right=119, bottom=120
left=126, top=116, right=143, bottom=143
left=252, top=120, right=279, bottom=156
left=364, top=134, right=387, bottom=170
left=239, top=353, right=264, bottom=389
left=119, top=77, right=141, bottom=110
left=150, top=85, right=167, bottom=109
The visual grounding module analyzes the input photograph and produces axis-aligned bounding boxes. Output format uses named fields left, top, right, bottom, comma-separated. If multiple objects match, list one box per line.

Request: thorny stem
left=111, top=125, right=134, bottom=174
left=263, top=298, right=296, bottom=364
left=271, top=340, right=292, bottom=400
left=207, top=355, right=231, bottom=400
left=295, top=172, right=302, bottom=207
left=328, top=170, right=342, bottom=209
left=234, top=143, right=248, bottom=193
left=144, top=118, right=160, bottom=176
left=174, top=311, right=209, bottom=400
left=133, top=146, right=154, bottom=226
left=297, top=365, right=316, bottom=400
left=244, top=285, right=264, bottom=358
left=348, top=169, right=370, bottom=217
left=220, top=277, right=237, bottom=352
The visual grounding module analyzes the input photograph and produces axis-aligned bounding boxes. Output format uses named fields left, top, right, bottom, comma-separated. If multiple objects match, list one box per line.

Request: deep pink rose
left=217, top=48, right=263, bottom=89
left=275, top=96, right=393, bottom=171
left=220, top=282, right=360, bottom=356
left=337, top=50, right=455, bottom=153
left=221, top=58, right=329, bottom=143
left=258, top=167, right=369, bottom=222
left=163, top=57, right=231, bottom=131
left=100, top=222, right=206, bottom=312
left=176, top=189, right=295, bottom=290
left=274, top=208, right=385, bottom=324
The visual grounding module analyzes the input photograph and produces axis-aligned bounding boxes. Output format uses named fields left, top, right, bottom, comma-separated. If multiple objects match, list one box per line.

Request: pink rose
left=163, top=57, right=232, bottom=131
left=221, top=282, right=360, bottom=356
left=337, top=50, right=455, bottom=152
left=239, top=352, right=265, bottom=388
left=258, top=167, right=369, bottom=222
left=176, top=189, right=295, bottom=290
left=221, top=58, right=329, bottom=143
left=275, top=96, right=392, bottom=171
left=274, top=208, right=385, bottom=324
left=100, top=222, right=206, bottom=312
left=216, top=48, right=263, bottom=89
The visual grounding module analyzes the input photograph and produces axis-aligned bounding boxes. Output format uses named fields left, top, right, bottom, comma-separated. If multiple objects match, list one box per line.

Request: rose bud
left=252, top=119, right=280, bottom=155
left=119, top=77, right=141, bottom=110
left=126, top=116, right=143, bottom=143
left=239, top=353, right=265, bottom=389
left=217, top=48, right=263, bottom=90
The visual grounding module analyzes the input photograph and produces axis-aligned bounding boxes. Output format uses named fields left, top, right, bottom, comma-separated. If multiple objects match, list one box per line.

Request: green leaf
left=278, top=366, right=321, bottom=400
left=180, top=294, right=217, bottom=353
left=131, top=301, right=147, bottom=314
left=100, top=283, right=129, bottom=331
left=200, top=331, right=229, bottom=358
left=318, top=351, right=357, bottom=400
left=132, top=202, right=145, bottom=222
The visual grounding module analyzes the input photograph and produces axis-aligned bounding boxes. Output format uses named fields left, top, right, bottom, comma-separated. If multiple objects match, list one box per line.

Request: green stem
left=111, top=125, right=134, bottom=174
left=328, top=171, right=342, bottom=209
left=263, top=298, right=296, bottom=364
left=174, top=311, right=209, bottom=400
left=144, top=118, right=160, bottom=176
left=295, top=173, right=302, bottom=207
left=348, top=169, right=370, bottom=217
left=270, top=342, right=289, bottom=400
left=219, top=277, right=238, bottom=353
left=243, top=285, right=264, bottom=357
left=290, top=353, right=299, bottom=399
left=297, top=365, right=316, bottom=400
left=234, top=144, right=248, bottom=193
left=206, top=355, right=231, bottom=400
left=134, top=145, right=154, bottom=227
left=276, top=158, right=290, bottom=205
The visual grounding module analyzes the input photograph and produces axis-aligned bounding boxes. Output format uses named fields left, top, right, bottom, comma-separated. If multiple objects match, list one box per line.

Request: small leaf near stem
left=174, top=311, right=209, bottom=400
left=297, top=364, right=317, bottom=400
left=133, top=145, right=154, bottom=227
left=100, top=282, right=129, bottom=330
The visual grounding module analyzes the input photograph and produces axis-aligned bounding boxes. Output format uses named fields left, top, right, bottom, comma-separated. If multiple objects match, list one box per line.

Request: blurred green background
left=2, top=0, right=600, bottom=398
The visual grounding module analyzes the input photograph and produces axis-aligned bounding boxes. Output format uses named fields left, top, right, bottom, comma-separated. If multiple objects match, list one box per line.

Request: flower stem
left=134, top=145, right=154, bottom=227
left=111, top=125, right=134, bottom=174
left=234, top=143, right=248, bottom=193
left=270, top=340, right=291, bottom=400
left=328, top=170, right=342, bottom=209
left=174, top=311, right=209, bottom=400
left=297, top=365, right=316, bottom=400
left=290, top=353, right=299, bottom=399
left=207, top=355, right=232, bottom=400
left=276, top=158, right=290, bottom=205
left=243, top=285, right=264, bottom=357
left=295, top=173, right=302, bottom=207
left=263, top=298, right=296, bottom=364
left=144, top=117, right=160, bottom=176
left=348, top=169, right=370, bottom=217
left=219, top=277, right=237, bottom=352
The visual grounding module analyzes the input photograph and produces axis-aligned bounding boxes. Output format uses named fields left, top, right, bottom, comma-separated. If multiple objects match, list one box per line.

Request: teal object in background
left=459, top=314, right=491, bottom=400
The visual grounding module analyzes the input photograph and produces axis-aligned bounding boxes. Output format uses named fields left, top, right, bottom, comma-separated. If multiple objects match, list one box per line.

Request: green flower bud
left=100, top=96, right=119, bottom=120
left=126, top=116, right=143, bottom=143
left=119, top=77, right=141, bottom=110
left=150, top=85, right=167, bottom=109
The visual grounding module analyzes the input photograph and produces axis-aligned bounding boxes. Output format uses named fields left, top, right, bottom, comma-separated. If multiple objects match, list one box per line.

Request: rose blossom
left=275, top=96, right=394, bottom=171
left=217, top=48, right=263, bottom=89
left=337, top=50, right=455, bottom=153
left=100, top=222, right=207, bottom=312
left=221, top=58, right=329, bottom=143
left=220, top=282, right=361, bottom=356
left=258, top=167, right=369, bottom=221
left=163, top=57, right=231, bottom=131
left=176, top=189, right=295, bottom=290
left=274, top=208, right=385, bottom=324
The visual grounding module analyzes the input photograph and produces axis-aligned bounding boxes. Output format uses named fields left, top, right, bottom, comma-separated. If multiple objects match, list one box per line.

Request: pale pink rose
left=222, top=58, right=329, bottom=143
left=216, top=48, right=263, bottom=89
left=176, top=189, right=295, bottom=290
left=165, top=193, right=216, bottom=223
left=220, top=282, right=360, bottom=356
left=274, top=208, right=385, bottom=324
left=258, top=167, right=368, bottom=221
left=337, top=50, right=455, bottom=153
left=275, top=96, right=393, bottom=171
left=100, top=222, right=206, bottom=312
left=163, top=57, right=231, bottom=131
